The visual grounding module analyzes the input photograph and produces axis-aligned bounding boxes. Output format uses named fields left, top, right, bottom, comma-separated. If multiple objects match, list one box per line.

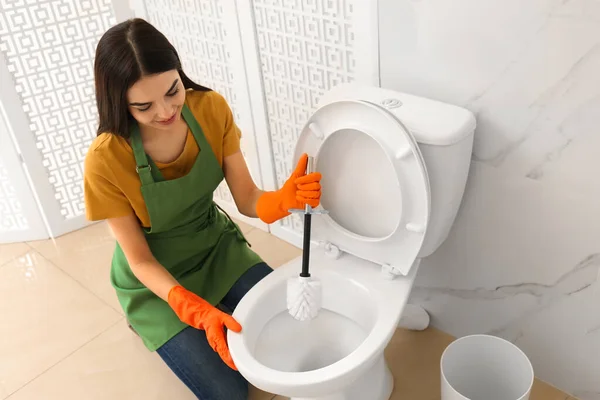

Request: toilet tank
left=319, top=84, right=476, bottom=258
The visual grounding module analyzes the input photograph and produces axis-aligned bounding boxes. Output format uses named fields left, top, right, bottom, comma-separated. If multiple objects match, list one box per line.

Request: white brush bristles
left=286, top=276, right=322, bottom=321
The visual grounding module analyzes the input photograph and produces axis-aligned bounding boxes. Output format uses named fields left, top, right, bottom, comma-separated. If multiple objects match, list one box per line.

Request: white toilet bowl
left=228, top=83, right=476, bottom=400
left=228, top=250, right=418, bottom=399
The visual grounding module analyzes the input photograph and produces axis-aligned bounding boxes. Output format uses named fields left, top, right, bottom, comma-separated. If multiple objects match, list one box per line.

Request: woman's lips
left=157, top=112, right=177, bottom=125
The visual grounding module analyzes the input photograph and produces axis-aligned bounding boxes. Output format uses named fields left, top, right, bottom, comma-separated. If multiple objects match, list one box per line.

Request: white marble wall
left=379, top=0, right=600, bottom=398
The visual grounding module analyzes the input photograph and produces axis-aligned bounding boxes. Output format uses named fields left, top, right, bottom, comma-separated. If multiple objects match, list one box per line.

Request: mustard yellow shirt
left=84, top=90, right=241, bottom=227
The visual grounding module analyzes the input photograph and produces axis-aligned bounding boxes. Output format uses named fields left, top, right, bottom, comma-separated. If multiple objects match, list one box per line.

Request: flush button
left=381, top=98, right=402, bottom=109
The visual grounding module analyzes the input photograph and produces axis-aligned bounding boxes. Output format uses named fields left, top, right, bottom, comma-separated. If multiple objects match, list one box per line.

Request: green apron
left=110, top=104, right=263, bottom=351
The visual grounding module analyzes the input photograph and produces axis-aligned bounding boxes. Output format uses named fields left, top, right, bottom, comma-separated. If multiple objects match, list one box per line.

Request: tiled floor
left=0, top=221, right=575, bottom=400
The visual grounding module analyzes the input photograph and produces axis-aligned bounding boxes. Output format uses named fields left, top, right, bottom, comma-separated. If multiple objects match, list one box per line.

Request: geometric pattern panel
left=253, top=0, right=357, bottom=231
left=0, top=156, right=28, bottom=232
left=0, top=0, right=116, bottom=220
left=144, top=0, right=244, bottom=205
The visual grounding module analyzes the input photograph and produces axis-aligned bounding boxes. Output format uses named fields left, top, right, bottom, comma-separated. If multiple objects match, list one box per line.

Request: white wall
left=379, top=1, right=600, bottom=398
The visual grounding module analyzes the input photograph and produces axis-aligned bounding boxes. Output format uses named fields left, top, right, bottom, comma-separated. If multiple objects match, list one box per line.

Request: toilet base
left=398, top=304, right=430, bottom=331
left=288, top=354, right=394, bottom=400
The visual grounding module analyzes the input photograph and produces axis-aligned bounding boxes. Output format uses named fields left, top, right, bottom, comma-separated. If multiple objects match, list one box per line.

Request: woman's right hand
left=106, top=215, right=240, bottom=369
left=167, top=285, right=241, bottom=370
left=107, top=215, right=240, bottom=369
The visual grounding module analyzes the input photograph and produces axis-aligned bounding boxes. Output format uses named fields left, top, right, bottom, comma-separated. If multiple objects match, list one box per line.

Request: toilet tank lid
left=319, top=84, right=477, bottom=147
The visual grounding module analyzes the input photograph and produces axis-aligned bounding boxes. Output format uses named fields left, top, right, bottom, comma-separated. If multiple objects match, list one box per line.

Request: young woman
left=84, top=18, right=322, bottom=399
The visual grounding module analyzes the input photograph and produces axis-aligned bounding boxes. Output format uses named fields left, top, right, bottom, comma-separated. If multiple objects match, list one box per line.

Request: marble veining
left=467, top=253, right=596, bottom=341
left=380, top=1, right=600, bottom=396
left=587, top=323, right=600, bottom=335
left=412, top=254, right=599, bottom=347
left=416, top=253, right=598, bottom=303
left=469, top=27, right=600, bottom=174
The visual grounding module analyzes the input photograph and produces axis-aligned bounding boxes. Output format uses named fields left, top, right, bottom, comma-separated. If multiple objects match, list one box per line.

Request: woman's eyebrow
left=166, top=79, right=179, bottom=93
left=129, top=79, right=179, bottom=106
left=129, top=101, right=151, bottom=107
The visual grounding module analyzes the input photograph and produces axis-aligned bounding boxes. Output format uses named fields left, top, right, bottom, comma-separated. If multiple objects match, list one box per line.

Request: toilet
left=227, top=83, right=476, bottom=400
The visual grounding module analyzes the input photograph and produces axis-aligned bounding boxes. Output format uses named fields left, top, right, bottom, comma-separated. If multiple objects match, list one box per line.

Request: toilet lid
left=293, top=100, right=431, bottom=276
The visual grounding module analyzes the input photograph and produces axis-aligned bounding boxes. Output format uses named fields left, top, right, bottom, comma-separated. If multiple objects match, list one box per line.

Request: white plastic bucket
left=440, top=334, right=534, bottom=400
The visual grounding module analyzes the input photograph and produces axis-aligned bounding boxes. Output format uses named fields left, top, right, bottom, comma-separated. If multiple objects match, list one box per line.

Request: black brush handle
left=300, top=213, right=312, bottom=277
left=300, top=156, right=314, bottom=278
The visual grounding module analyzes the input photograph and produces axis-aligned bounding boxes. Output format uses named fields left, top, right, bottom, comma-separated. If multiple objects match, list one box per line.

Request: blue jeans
left=156, top=262, right=273, bottom=400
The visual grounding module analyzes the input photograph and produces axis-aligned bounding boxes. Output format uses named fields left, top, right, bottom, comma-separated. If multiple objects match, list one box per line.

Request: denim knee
left=157, top=326, right=248, bottom=399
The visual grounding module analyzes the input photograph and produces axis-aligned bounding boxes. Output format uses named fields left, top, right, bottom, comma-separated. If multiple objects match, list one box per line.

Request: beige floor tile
left=274, top=327, right=571, bottom=400
left=28, top=221, right=112, bottom=260
left=233, top=218, right=256, bottom=235
left=248, top=385, right=276, bottom=400
left=385, top=327, right=455, bottom=399
left=384, top=327, right=570, bottom=400
left=28, top=222, right=122, bottom=314
left=0, top=242, right=30, bottom=266
left=245, top=229, right=301, bottom=268
left=0, top=251, right=122, bottom=399
left=5, top=320, right=194, bottom=400
left=530, top=379, right=571, bottom=400
left=6, top=320, right=276, bottom=400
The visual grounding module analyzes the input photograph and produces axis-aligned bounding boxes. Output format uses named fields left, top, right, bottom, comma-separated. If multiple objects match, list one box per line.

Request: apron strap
left=182, top=104, right=209, bottom=149
left=130, top=123, right=156, bottom=186
left=214, top=202, right=251, bottom=247
left=129, top=103, right=218, bottom=187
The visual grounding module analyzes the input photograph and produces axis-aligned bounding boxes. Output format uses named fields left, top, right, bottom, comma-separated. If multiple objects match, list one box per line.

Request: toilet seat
left=293, top=100, right=431, bottom=276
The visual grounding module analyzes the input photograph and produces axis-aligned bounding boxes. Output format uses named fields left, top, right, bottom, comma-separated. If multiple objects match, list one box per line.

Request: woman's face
left=127, top=69, right=186, bottom=131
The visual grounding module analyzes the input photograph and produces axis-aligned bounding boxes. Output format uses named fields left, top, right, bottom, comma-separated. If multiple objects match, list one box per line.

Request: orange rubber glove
left=256, top=153, right=322, bottom=224
left=167, top=285, right=241, bottom=370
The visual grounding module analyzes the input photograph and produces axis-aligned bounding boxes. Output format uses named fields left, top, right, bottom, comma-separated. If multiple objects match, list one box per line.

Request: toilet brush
left=286, top=156, right=325, bottom=321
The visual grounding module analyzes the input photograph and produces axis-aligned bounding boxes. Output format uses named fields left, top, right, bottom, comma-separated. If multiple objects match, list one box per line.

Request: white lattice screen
left=0, top=92, right=49, bottom=243
left=0, top=156, right=28, bottom=233
left=0, top=0, right=117, bottom=239
left=249, top=0, right=375, bottom=239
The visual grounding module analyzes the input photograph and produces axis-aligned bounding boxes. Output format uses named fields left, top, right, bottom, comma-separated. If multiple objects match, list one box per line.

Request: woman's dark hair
left=93, top=18, right=211, bottom=138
